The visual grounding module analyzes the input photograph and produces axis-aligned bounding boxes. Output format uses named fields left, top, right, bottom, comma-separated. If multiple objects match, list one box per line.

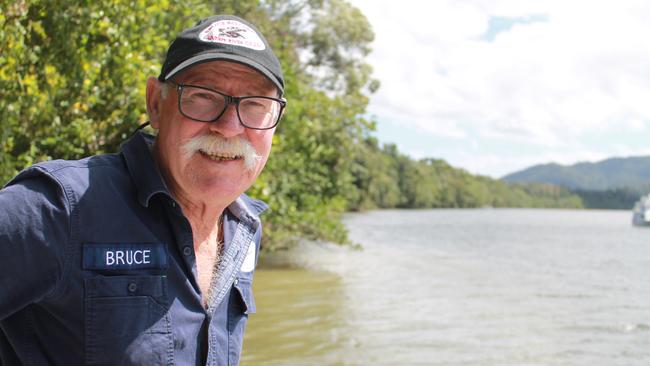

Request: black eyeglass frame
left=168, top=80, right=287, bottom=130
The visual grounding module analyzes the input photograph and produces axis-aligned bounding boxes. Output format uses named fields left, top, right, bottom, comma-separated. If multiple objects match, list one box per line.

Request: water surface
left=242, top=209, right=650, bottom=365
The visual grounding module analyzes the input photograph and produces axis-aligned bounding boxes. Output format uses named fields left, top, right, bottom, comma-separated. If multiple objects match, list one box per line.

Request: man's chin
left=193, top=170, right=254, bottom=194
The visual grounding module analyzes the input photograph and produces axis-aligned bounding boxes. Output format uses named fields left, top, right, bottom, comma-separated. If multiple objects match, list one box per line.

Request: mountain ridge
left=502, top=155, right=650, bottom=191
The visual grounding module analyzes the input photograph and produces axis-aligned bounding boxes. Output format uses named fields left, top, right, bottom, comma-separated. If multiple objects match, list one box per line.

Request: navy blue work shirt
left=0, top=132, right=266, bottom=365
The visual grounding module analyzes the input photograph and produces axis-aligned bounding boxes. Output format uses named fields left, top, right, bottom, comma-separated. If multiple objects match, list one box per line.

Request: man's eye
left=243, top=98, right=271, bottom=110
left=192, top=92, right=217, bottom=101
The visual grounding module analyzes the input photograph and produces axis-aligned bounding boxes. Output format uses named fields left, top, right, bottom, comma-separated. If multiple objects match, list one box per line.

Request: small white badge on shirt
left=199, top=20, right=266, bottom=51
left=240, top=241, right=256, bottom=272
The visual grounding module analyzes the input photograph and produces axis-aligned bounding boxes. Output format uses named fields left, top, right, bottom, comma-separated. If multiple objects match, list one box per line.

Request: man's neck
left=178, top=198, right=225, bottom=245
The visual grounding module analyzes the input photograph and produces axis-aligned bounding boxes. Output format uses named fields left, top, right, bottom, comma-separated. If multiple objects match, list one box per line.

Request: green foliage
left=0, top=0, right=213, bottom=181
left=346, top=139, right=584, bottom=211
left=299, top=0, right=377, bottom=94
left=573, top=188, right=640, bottom=210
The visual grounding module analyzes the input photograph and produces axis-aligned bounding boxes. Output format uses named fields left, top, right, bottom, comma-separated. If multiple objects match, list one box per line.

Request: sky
left=348, top=0, right=650, bottom=178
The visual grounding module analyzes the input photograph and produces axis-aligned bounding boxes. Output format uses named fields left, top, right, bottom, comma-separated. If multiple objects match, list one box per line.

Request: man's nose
left=209, top=104, right=245, bottom=137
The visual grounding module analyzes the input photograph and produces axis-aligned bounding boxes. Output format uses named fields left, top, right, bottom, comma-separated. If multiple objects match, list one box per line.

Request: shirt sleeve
left=0, top=169, right=69, bottom=320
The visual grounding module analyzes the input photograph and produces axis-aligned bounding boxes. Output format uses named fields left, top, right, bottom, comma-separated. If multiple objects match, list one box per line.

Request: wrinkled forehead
left=175, top=60, right=278, bottom=95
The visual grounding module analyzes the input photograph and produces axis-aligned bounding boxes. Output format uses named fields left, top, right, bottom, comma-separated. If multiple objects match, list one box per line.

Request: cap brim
left=162, top=53, right=283, bottom=93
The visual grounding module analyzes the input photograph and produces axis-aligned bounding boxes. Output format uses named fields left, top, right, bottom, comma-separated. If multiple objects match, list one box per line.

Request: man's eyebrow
left=176, top=71, right=276, bottom=94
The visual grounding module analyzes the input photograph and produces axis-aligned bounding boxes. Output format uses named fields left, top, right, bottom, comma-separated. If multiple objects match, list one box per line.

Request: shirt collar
left=121, top=131, right=170, bottom=207
left=121, top=131, right=269, bottom=220
left=228, top=194, right=268, bottom=225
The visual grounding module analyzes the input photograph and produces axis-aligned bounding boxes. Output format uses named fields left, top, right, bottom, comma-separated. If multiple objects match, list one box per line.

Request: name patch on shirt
left=83, top=243, right=168, bottom=270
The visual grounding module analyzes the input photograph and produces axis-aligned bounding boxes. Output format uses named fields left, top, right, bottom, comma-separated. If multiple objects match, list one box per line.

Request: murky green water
left=241, top=267, right=350, bottom=365
left=242, top=209, right=650, bottom=365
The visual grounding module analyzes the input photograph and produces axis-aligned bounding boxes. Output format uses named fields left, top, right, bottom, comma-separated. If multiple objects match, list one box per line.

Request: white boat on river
left=632, top=194, right=650, bottom=226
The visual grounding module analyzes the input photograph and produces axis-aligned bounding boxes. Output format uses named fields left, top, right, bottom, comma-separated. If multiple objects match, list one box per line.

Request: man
left=0, top=14, right=285, bottom=365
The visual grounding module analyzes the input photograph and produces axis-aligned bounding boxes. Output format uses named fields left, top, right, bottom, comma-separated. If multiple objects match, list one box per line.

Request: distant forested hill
left=502, top=156, right=650, bottom=209
left=502, top=156, right=650, bottom=190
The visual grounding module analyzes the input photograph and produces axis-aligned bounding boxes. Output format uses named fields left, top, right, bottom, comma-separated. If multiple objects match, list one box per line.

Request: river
left=241, top=209, right=649, bottom=365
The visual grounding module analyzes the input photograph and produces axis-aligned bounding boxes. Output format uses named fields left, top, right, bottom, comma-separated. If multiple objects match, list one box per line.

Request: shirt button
left=182, top=246, right=192, bottom=256
left=127, top=282, right=138, bottom=293
left=233, top=278, right=239, bottom=286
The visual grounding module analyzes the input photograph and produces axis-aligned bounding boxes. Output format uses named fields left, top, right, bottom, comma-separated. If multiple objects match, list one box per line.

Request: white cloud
left=349, top=0, right=650, bottom=176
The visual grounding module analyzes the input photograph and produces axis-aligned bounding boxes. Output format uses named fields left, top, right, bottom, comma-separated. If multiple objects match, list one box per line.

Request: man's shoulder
left=35, top=153, right=124, bottom=174
left=6, top=153, right=128, bottom=194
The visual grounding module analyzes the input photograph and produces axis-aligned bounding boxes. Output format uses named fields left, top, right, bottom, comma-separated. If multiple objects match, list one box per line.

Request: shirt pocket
left=227, top=276, right=256, bottom=365
left=84, top=275, right=174, bottom=366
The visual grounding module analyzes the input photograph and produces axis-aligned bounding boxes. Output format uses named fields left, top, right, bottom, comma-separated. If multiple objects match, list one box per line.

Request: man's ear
left=146, top=77, right=163, bottom=129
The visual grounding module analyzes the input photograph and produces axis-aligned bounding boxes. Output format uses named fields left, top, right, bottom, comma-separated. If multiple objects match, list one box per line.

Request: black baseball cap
left=158, top=15, right=284, bottom=94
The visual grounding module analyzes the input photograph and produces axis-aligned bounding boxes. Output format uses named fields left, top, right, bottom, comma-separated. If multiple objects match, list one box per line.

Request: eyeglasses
left=168, top=81, right=286, bottom=130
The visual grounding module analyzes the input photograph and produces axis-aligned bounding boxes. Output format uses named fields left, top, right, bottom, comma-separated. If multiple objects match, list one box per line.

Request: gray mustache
left=181, top=134, right=261, bottom=171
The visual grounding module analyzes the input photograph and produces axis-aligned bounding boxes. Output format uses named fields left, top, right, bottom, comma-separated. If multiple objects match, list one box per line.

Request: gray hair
left=160, top=83, right=170, bottom=99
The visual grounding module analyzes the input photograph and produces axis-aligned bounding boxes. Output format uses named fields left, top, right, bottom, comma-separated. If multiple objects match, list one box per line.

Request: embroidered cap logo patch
left=199, top=20, right=266, bottom=51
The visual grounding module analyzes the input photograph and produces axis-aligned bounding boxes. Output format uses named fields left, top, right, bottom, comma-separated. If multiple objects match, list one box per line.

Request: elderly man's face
left=148, top=61, right=279, bottom=205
